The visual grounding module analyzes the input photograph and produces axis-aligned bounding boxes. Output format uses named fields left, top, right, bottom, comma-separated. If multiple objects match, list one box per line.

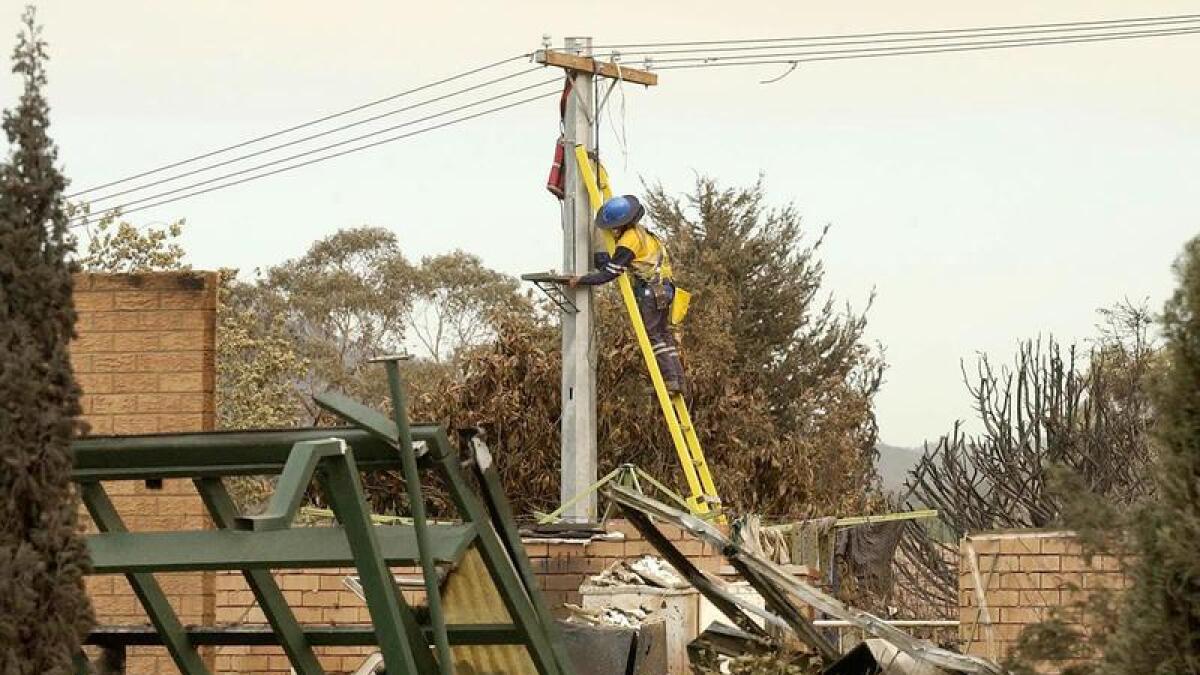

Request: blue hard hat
left=596, top=195, right=645, bottom=230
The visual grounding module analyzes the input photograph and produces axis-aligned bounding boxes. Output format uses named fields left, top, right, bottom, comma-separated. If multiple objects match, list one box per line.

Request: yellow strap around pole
left=573, top=146, right=721, bottom=518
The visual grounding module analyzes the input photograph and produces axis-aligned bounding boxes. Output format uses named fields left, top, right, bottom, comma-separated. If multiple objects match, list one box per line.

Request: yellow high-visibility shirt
left=616, top=225, right=674, bottom=282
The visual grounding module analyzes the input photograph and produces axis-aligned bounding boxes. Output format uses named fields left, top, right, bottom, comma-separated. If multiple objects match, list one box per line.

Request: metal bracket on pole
left=520, top=272, right=578, bottom=313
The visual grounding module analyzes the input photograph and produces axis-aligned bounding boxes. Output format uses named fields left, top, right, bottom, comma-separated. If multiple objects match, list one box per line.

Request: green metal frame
left=75, top=367, right=574, bottom=675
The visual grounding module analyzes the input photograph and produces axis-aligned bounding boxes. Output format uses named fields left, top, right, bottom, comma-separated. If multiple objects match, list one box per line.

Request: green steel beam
left=430, top=429, right=567, bottom=675
left=316, top=383, right=453, bottom=674
left=314, top=393, right=404, bottom=446
left=382, top=360, right=453, bottom=675
left=317, top=439, right=437, bottom=675
left=467, top=434, right=577, bottom=675
left=86, top=624, right=525, bottom=647
left=86, top=522, right=476, bottom=573
left=80, top=482, right=213, bottom=675
left=71, top=426, right=443, bottom=481
left=194, top=477, right=325, bottom=675
left=235, top=441, right=333, bottom=531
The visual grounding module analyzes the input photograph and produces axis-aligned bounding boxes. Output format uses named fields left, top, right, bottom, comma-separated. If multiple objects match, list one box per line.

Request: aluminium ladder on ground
left=572, top=145, right=724, bottom=521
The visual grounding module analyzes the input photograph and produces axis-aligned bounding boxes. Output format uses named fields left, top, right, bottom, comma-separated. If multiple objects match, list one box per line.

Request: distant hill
left=875, top=442, right=928, bottom=494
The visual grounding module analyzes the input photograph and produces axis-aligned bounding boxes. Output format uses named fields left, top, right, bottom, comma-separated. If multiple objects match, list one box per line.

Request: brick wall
left=959, top=531, right=1127, bottom=668
left=70, top=272, right=730, bottom=674
left=73, top=271, right=219, bottom=674
left=214, top=520, right=727, bottom=675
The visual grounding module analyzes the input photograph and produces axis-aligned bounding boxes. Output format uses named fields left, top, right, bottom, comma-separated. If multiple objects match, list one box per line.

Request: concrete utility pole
left=559, top=36, right=598, bottom=522
left=533, top=40, right=657, bottom=523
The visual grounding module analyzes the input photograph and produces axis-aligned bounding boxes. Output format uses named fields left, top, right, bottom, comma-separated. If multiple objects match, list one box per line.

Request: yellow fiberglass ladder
left=573, top=145, right=724, bottom=521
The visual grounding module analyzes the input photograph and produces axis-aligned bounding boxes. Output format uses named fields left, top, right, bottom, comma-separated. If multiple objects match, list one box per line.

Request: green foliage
left=0, top=7, right=94, bottom=671
left=1098, top=236, right=1200, bottom=675
left=216, top=269, right=308, bottom=429
left=260, top=227, right=413, bottom=420
left=407, top=250, right=531, bottom=362
left=76, top=208, right=188, bottom=273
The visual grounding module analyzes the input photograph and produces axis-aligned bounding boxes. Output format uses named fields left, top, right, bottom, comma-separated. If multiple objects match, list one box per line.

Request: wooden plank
left=86, top=524, right=476, bottom=573
left=536, top=50, right=658, bottom=86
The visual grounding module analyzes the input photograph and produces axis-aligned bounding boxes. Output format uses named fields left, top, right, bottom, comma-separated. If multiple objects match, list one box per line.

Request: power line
left=81, top=77, right=559, bottom=216
left=68, top=52, right=533, bottom=197
left=651, top=25, right=1200, bottom=69
left=597, top=15, right=1200, bottom=58
left=85, top=67, right=546, bottom=205
left=591, top=12, right=1200, bottom=49
left=75, top=89, right=559, bottom=227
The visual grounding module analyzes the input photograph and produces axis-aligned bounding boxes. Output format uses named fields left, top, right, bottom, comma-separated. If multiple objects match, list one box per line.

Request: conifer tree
left=1100, top=236, right=1200, bottom=674
left=0, top=8, right=94, bottom=672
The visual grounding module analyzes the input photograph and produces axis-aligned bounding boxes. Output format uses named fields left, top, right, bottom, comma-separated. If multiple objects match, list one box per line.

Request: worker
left=563, top=194, right=687, bottom=394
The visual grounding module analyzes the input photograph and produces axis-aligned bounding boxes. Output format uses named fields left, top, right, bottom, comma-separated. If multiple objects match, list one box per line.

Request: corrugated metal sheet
left=442, top=543, right=538, bottom=674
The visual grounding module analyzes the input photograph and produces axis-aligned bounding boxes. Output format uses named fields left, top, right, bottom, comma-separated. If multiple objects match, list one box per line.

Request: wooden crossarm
left=536, top=50, right=658, bottom=86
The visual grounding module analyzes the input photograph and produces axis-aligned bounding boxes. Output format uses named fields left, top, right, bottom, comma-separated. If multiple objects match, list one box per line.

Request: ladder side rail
left=572, top=146, right=710, bottom=515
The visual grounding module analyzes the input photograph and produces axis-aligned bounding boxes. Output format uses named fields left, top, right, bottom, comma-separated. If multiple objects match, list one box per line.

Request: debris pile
left=603, top=485, right=1007, bottom=675
left=589, top=555, right=689, bottom=590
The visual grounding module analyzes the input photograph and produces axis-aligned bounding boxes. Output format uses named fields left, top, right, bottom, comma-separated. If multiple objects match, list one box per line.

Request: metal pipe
left=382, top=358, right=453, bottom=675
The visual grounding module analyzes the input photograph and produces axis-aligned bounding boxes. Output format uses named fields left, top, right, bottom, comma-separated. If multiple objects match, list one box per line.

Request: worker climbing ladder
left=572, top=146, right=724, bottom=520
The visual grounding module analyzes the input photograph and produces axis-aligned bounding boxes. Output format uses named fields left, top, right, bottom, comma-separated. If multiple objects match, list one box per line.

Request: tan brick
left=73, top=332, right=115, bottom=353
left=1039, top=537, right=1082, bottom=555
left=138, top=351, right=207, bottom=373
left=1019, top=589, right=1060, bottom=607
left=279, top=574, right=320, bottom=591
left=998, top=538, right=1040, bottom=555
left=111, top=373, right=160, bottom=394
left=91, top=353, right=138, bottom=373
left=113, top=291, right=160, bottom=310
left=1041, top=572, right=1083, bottom=590
left=161, top=331, right=207, bottom=351
left=137, top=392, right=207, bottom=413
left=76, top=372, right=114, bottom=395
left=159, top=414, right=207, bottom=433
left=1019, top=555, right=1061, bottom=572
left=92, top=394, right=140, bottom=414
left=111, top=331, right=163, bottom=352
left=158, top=369, right=207, bottom=391
left=1000, top=606, right=1048, bottom=624
left=160, top=291, right=209, bottom=310
left=996, top=572, right=1039, bottom=590
left=583, top=540, right=625, bottom=557
left=90, top=310, right=142, bottom=332
left=75, top=292, right=115, bottom=311
left=326, top=606, right=360, bottom=624
left=112, top=415, right=160, bottom=435
left=83, top=416, right=113, bottom=435
left=139, top=310, right=207, bottom=332
left=986, top=590, right=1020, bottom=606
left=976, top=554, right=1020, bottom=573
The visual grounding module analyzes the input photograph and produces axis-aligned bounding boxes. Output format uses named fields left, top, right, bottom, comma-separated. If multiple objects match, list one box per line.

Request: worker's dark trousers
left=635, top=282, right=686, bottom=393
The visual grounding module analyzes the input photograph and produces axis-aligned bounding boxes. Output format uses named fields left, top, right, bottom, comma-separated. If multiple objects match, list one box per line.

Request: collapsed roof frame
left=604, top=485, right=1005, bottom=675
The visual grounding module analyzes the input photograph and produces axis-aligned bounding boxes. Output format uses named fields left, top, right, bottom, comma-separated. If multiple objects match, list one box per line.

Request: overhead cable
left=75, top=89, right=558, bottom=227
left=590, top=12, right=1200, bottom=49
left=85, top=67, right=546, bottom=205
left=596, top=15, right=1200, bottom=57
left=68, top=52, right=532, bottom=197
left=650, top=25, right=1200, bottom=69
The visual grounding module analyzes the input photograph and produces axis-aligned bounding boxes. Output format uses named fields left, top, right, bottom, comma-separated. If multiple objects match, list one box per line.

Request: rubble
left=604, top=485, right=1006, bottom=675
left=588, top=555, right=689, bottom=590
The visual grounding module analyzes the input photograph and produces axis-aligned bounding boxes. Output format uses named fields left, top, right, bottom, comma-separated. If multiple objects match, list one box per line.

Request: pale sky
left=13, top=1, right=1200, bottom=446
